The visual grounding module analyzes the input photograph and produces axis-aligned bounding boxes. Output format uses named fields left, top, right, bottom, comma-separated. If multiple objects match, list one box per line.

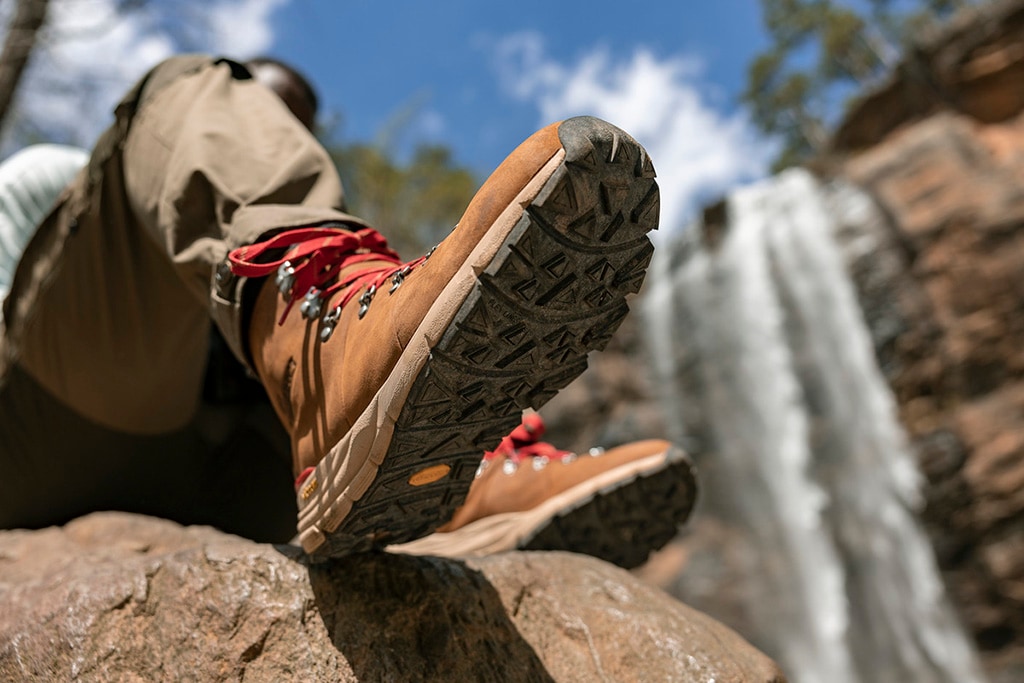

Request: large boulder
left=0, top=512, right=784, bottom=682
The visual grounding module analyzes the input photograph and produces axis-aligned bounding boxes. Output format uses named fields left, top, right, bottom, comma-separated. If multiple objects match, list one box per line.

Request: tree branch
left=0, top=0, right=50, bottom=137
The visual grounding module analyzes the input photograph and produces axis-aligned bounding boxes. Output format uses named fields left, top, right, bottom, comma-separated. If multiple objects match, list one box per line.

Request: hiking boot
left=390, top=413, right=697, bottom=568
left=231, top=117, right=659, bottom=561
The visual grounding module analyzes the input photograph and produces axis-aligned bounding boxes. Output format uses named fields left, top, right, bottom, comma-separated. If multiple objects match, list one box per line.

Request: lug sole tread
left=306, top=117, right=658, bottom=561
left=522, top=454, right=697, bottom=569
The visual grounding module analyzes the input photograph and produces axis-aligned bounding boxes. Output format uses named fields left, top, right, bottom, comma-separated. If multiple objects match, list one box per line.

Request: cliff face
left=833, top=0, right=1024, bottom=671
left=538, top=1, right=1024, bottom=679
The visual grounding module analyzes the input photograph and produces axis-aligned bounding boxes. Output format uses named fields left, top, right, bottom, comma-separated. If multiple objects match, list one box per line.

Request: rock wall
left=540, top=1, right=1024, bottom=680
left=830, top=1, right=1024, bottom=675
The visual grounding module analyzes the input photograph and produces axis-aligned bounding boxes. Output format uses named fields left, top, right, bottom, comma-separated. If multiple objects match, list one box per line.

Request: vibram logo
left=408, top=464, right=451, bottom=487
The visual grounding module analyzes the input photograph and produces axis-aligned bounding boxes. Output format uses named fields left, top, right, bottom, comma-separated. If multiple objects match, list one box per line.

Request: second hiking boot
left=232, top=117, right=659, bottom=560
left=391, top=413, right=697, bottom=569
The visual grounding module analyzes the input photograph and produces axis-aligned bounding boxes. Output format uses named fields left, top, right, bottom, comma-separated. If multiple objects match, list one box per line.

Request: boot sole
left=299, top=117, right=659, bottom=560
left=521, top=447, right=696, bottom=569
left=390, top=446, right=697, bottom=570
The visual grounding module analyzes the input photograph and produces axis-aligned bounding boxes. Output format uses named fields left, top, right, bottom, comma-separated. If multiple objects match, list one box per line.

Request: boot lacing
left=228, top=226, right=431, bottom=341
left=481, top=413, right=604, bottom=476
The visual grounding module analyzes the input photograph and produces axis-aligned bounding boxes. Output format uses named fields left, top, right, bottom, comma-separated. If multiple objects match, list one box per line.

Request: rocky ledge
left=0, top=512, right=784, bottom=682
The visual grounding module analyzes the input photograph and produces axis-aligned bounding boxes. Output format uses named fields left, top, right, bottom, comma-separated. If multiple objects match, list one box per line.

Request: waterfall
left=644, top=169, right=986, bottom=683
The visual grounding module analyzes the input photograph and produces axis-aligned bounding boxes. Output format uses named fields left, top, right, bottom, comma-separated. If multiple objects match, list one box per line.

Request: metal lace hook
left=389, top=265, right=413, bottom=294
left=320, top=305, right=342, bottom=342
left=357, top=284, right=377, bottom=319
left=299, top=287, right=323, bottom=320
left=276, top=261, right=296, bottom=297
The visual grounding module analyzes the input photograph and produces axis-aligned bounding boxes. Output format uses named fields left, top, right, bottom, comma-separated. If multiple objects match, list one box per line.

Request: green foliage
left=744, top=0, right=986, bottom=172
left=330, top=141, right=478, bottom=258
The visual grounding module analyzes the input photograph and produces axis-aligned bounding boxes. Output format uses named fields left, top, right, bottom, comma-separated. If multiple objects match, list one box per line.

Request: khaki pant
left=0, top=56, right=366, bottom=540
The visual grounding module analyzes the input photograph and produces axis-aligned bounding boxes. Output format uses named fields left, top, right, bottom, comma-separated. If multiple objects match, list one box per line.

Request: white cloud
left=206, top=0, right=289, bottom=57
left=2, top=0, right=289, bottom=152
left=494, top=32, right=774, bottom=234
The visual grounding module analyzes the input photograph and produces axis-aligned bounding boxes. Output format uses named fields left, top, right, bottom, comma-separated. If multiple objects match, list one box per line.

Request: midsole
left=297, top=149, right=568, bottom=553
left=389, top=450, right=671, bottom=557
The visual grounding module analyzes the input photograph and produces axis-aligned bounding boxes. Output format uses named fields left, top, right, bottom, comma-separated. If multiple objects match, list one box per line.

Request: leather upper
left=247, top=122, right=566, bottom=474
left=439, top=438, right=674, bottom=531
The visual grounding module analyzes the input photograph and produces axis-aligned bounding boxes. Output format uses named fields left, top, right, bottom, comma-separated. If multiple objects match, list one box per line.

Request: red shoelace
left=228, top=226, right=429, bottom=338
left=484, top=413, right=576, bottom=466
left=232, top=230, right=582, bottom=490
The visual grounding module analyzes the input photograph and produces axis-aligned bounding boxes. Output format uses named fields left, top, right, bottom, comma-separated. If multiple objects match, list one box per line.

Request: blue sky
left=275, top=0, right=776, bottom=232
left=274, top=1, right=769, bottom=161
left=7, top=0, right=778, bottom=233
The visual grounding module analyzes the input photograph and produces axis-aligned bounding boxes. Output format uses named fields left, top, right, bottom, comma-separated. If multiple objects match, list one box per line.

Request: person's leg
left=0, top=57, right=336, bottom=538
left=6, top=57, right=355, bottom=436
left=0, top=362, right=296, bottom=541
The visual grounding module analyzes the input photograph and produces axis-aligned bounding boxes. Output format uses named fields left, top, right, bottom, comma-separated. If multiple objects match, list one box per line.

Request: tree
left=0, top=0, right=477, bottom=255
left=744, top=0, right=987, bottom=172
left=331, top=141, right=478, bottom=258
left=0, top=0, right=49, bottom=138
left=0, top=0, right=284, bottom=152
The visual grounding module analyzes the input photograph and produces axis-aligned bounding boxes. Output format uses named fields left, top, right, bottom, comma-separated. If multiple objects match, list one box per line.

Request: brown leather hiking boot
left=390, top=413, right=697, bottom=568
left=232, top=117, right=659, bottom=560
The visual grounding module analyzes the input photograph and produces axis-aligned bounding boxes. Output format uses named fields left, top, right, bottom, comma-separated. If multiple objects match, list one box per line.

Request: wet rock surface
left=0, top=512, right=784, bottom=682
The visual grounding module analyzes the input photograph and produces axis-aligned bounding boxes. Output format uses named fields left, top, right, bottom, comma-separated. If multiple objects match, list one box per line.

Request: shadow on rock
left=307, top=551, right=555, bottom=682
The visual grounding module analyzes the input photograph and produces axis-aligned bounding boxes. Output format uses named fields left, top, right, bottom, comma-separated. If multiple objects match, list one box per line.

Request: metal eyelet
left=502, top=459, right=518, bottom=475
left=588, top=447, right=605, bottom=457
left=276, top=261, right=295, bottom=297
left=299, top=287, right=322, bottom=320
left=532, top=456, right=549, bottom=471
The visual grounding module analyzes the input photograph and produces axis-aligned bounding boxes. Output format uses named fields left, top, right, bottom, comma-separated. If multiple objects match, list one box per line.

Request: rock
left=0, top=512, right=785, bottom=682
left=536, top=13, right=1024, bottom=671
left=831, top=0, right=1024, bottom=152
left=621, top=3, right=1024, bottom=678
left=835, top=35, right=1024, bottom=673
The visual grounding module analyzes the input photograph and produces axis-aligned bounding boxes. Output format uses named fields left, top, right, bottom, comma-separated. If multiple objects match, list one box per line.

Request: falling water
left=644, top=169, right=986, bottom=683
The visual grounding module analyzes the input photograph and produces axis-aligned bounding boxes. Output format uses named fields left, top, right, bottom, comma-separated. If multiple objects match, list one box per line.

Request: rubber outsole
left=521, top=448, right=697, bottom=569
left=303, top=117, right=658, bottom=561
